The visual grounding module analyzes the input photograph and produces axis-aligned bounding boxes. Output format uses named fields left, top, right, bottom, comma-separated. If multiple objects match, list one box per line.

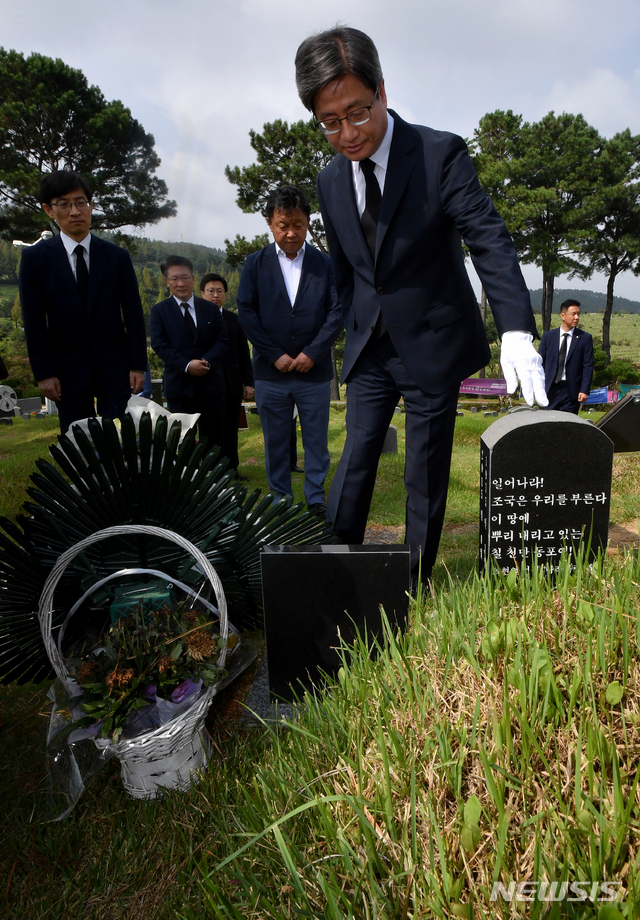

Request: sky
left=3, top=0, right=640, bottom=300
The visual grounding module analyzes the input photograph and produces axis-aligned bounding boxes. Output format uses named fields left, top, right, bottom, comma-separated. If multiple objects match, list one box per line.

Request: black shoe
left=234, top=472, right=248, bottom=481
left=307, top=502, right=327, bottom=518
left=291, top=465, right=304, bottom=473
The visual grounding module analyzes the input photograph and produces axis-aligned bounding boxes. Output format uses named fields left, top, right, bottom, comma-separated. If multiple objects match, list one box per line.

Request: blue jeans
left=254, top=377, right=331, bottom=505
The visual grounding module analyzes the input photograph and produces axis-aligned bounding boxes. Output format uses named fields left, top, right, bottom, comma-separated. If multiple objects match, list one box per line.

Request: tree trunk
left=602, top=270, right=616, bottom=365
left=541, top=272, right=554, bottom=332
left=479, top=287, right=487, bottom=378
left=330, top=344, right=340, bottom=400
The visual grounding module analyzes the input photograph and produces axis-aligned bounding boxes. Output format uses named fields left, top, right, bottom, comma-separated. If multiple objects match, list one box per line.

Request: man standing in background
left=200, top=272, right=254, bottom=477
left=237, top=185, right=343, bottom=515
left=539, top=299, right=594, bottom=414
left=19, top=170, right=146, bottom=433
left=150, top=256, right=228, bottom=450
left=295, top=26, right=547, bottom=583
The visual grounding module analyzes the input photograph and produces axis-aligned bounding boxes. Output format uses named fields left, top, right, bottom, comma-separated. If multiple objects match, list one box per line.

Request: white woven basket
left=38, top=524, right=229, bottom=799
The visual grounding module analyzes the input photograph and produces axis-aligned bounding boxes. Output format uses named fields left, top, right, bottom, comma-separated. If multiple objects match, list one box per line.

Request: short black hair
left=560, top=299, right=581, bottom=312
left=39, top=170, right=92, bottom=204
left=161, top=255, right=194, bottom=277
left=266, top=185, right=311, bottom=221
left=295, top=26, right=383, bottom=112
left=200, top=272, right=228, bottom=293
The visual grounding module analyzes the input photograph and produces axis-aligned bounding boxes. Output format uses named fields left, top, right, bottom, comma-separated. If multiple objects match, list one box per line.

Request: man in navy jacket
left=19, top=170, right=146, bottom=433
left=150, top=256, right=228, bottom=450
left=295, top=26, right=547, bottom=582
left=237, top=186, right=343, bottom=513
left=538, top=300, right=594, bottom=414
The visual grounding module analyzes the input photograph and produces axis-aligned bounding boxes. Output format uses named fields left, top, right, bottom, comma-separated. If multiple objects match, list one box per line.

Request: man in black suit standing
left=200, top=272, right=254, bottom=477
left=19, top=170, right=147, bottom=434
left=538, top=299, right=594, bottom=414
left=150, top=256, right=228, bottom=450
left=295, top=26, right=548, bottom=582
left=237, top=186, right=343, bottom=514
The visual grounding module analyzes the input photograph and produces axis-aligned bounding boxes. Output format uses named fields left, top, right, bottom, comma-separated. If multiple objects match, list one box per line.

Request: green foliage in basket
left=0, top=412, right=333, bottom=682
left=70, top=603, right=229, bottom=741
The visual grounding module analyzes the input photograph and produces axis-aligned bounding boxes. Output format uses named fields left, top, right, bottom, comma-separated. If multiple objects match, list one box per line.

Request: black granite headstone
left=480, top=410, right=613, bottom=572
left=261, top=545, right=411, bottom=701
left=596, top=390, right=640, bottom=452
left=382, top=425, right=397, bottom=453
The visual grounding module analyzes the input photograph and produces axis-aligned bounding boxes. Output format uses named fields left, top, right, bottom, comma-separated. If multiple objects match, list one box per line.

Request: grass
left=2, top=404, right=640, bottom=918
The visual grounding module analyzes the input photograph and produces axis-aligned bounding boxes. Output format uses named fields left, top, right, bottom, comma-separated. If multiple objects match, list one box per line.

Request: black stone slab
left=261, top=545, right=411, bottom=702
left=596, top=390, right=640, bottom=452
left=480, top=410, right=613, bottom=572
left=382, top=425, right=397, bottom=453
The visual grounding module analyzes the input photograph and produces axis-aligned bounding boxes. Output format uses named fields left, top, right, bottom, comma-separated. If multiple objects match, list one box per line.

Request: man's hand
left=500, top=331, right=548, bottom=407
left=130, top=370, right=145, bottom=394
left=289, top=352, right=315, bottom=373
left=273, top=355, right=294, bottom=372
left=38, top=377, right=62, bottom=401
left=578, top=392, right=589, bottom=403
left=243, top=385, right=255, bottom=400
left=187, top=359, right=211, bottom=376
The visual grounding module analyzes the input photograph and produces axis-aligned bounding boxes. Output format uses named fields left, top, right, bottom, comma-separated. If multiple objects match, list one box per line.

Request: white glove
left=500, top=331, right=548, bottom=407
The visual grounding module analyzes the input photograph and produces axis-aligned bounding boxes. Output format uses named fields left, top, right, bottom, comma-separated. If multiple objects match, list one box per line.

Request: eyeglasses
left=49, top=199, right=91, bottom=212
left=167, top=274, right=193, bottom=283
left=315, top=89, right=379, bottom=136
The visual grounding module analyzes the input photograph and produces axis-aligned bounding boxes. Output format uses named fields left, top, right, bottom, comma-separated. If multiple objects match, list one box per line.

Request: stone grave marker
left=261, top=545, right=410, bottom=702
left=480, top=410, right=613, bottom=572
left=382, top=425, right=397, bottom=453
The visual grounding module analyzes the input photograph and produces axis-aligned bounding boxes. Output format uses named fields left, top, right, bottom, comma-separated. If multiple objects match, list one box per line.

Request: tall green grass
left=192, top=552, right=640, bottom=919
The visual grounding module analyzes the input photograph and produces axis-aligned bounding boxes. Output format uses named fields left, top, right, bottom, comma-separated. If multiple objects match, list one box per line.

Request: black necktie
left=360, top=158, right=381, bottom=259
left=74, top=244, right=89, bottom=307
left=555, top=332, right=569, bottom=384
left=182, top=303, right=196, bottom=339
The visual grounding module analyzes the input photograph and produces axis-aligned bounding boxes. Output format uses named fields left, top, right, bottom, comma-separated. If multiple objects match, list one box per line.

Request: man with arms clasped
left=237, top=185, right=343, bottom=514
left=19, top=170, right=146, bottom=434
left=150, top=256, right=228, bottom=450
left=295, top=26, right=548, bottom=584
left=538, top=299, right=594, bottom=414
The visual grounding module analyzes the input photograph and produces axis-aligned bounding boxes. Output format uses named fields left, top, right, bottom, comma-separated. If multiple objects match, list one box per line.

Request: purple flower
left=171, top=677, right=202, bottom=703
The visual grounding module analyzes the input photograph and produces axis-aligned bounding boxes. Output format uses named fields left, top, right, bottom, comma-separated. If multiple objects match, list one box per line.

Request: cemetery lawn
left=2, top=408, right=640, bottom=918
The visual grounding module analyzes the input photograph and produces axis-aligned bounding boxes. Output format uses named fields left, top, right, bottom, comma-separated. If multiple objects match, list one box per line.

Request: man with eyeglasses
left=150, top=256, right=228, bottom=452
left=18, top=169, right=147, bottom=434
left=295, top=26, right=547, bottom=586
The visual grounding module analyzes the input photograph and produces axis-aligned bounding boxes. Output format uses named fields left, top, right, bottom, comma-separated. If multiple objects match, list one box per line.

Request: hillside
left=529, top=287, right=640, bottom=314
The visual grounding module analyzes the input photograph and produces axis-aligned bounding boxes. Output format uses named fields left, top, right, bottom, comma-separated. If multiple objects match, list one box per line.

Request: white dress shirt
left=558, top=327, right=575, bottom=381
left=60, top=231, right=91, bottom=278
left=276, top=241, right=306, bottom=306
left=352, top=112, right=395, bottom=216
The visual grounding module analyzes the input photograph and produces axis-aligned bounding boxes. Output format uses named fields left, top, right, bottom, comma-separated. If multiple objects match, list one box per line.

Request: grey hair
left=295, top=26, right=383, bottom=113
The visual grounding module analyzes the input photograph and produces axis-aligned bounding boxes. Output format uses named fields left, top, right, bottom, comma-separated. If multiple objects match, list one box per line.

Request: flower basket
left=38, top=524, right=229, bottom=799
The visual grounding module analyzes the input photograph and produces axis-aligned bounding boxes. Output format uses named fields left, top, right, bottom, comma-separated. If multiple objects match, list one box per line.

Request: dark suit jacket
left=316, top=111, right=537, bottom=392
left=18, top=233, right=147, bottom=389
left=221, top=308, right=254, bottom=396
left=538, top=326, right=594, bottom=401
left=237, top=243, right=343, bottom=383
left=150, top=296, right=228, bottom=400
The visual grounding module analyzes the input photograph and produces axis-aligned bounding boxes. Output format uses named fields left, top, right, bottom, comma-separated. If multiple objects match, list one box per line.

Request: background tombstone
left=480, top=410, right=614, bottom=572
left=382, top=425, right=397, bottom=453
left=261, top=545, right=410, bottom=702
left=596, top=390, right=640, bottom=452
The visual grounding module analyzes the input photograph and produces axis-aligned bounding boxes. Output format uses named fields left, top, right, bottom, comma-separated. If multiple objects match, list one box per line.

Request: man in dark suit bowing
left=538, top=299, right=594, bottom=414
left=19, top=170, right=147, bottom=434
left=237, top=185, right=343, bottom=514
left=150, top=256, right=228, bottom=449
left=295, top=26, right=548, bottom=583
left=200, top=272, right=254, bottom=477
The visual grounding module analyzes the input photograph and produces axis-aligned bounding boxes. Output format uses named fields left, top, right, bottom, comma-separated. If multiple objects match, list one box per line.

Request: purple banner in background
left=459, top=378, right=508, bottom=396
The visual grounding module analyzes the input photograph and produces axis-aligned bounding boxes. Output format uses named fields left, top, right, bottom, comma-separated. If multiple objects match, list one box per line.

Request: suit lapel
left=376, top=113, right=418, bottom=260
left=45, top=235, right=82, bottom=305
left=293, top=246, right=314, bottom=308
left=267, top=243, right=291, bottom=305
left=565, top=327, right=581, bottom=365
left=87, top=234, right=106, bottom=314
